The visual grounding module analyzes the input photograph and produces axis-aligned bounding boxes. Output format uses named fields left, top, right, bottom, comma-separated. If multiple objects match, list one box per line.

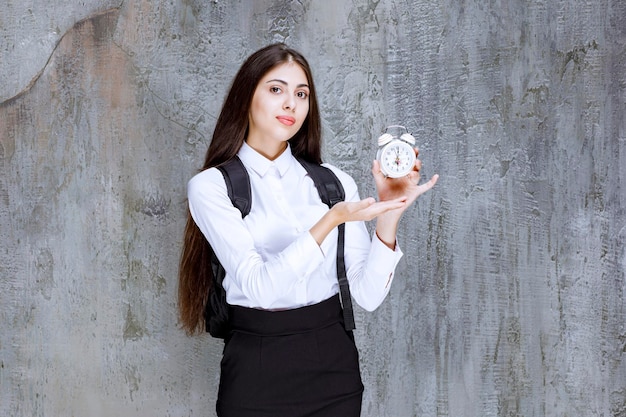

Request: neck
left=245, top=140, right=288, bottom=161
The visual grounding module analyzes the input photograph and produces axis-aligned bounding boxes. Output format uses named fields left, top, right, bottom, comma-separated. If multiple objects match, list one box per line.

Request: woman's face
left=246, top=62, right=310, bottom=159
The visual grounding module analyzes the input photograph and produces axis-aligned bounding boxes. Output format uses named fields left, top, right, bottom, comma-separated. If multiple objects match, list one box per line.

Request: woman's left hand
left=371, top=148, right=438, bottom=249
left=373, top=148, right=439, bottom=218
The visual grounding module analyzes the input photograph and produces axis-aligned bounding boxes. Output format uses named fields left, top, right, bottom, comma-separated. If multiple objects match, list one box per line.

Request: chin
left=277, top=129, right=299, bottom=142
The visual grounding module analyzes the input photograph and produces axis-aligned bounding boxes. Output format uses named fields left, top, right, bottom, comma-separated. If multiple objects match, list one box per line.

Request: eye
left=296, top=90, right=308, bottom=99
left=270, top=86, right=282, bottom=94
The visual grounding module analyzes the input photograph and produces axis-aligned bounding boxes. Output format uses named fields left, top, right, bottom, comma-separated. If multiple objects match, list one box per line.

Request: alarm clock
left=376, top=125, right=417, bottom=178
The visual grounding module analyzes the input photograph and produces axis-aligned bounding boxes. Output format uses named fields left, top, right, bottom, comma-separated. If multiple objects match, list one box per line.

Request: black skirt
left=216, top=294, right=364, bottom=417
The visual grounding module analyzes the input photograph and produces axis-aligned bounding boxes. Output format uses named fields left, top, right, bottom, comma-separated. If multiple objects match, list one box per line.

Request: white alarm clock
left=376, top=125, right=417, bottom=178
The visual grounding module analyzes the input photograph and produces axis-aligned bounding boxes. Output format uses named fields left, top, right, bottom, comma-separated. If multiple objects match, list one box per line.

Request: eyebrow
left=265, top=79, right=309, bottom=89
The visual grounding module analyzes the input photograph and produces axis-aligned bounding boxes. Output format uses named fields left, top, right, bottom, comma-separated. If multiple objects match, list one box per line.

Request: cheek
left=249, top=89, right=271, bottom=114
left=249, top=99, right=268, bottom=124
left=299, top=101, right=310, bottom=118
left=296, top=106, right=309, bottom=129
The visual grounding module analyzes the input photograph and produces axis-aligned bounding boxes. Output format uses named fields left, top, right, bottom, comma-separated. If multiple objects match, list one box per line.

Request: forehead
left=259, top=62, right=309, bottom=85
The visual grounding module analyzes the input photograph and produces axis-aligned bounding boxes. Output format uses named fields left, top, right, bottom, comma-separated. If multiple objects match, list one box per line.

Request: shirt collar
left=238, top=142, right=293, bottom=178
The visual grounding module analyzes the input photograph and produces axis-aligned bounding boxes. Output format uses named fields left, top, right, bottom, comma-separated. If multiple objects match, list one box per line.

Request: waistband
left=229, top=294, right=344, bottom=336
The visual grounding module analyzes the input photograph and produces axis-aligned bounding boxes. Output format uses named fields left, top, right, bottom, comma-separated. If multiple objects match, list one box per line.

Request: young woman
left=178, top=43, right=438, bottom=417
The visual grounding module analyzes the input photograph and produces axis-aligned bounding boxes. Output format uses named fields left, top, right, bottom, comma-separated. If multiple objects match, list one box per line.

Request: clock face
left=377, top=141, right=416, bottom=178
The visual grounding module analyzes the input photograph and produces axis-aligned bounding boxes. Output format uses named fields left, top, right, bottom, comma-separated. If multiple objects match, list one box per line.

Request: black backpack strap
left=297, top=158, right=355, bottom=332
left=296, top=158, right=345, bottom=207
left=204, top=156, right=252, bottom=337
left=217, top=156, right=252, bottom=218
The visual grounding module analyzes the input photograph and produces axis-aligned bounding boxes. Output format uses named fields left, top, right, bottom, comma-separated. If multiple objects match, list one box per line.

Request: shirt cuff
left=369, top=232, right=404, bottom=278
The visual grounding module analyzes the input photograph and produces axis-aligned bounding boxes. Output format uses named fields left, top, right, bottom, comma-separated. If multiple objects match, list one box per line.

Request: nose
left=283, top=95, right=296, bottom=111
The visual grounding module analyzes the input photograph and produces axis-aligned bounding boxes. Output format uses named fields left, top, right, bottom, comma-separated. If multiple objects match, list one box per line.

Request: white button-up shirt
left=188, top=142, right=403, bottom=311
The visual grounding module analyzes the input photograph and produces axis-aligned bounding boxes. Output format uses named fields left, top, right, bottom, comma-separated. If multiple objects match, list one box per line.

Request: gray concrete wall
left=1, top=1, right=624, bottom=416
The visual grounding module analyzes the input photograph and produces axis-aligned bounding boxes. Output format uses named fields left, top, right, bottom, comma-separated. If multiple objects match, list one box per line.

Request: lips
left=276, top=115, right=296, bottom=126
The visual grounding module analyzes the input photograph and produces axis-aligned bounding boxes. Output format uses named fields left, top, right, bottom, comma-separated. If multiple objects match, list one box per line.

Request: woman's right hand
left=331, top=197, right=408, bottom=223
left=309, top=197, right=407, bottom=245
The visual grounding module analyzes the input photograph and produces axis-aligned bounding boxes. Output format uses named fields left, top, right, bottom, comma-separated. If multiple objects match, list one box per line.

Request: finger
left=372, top=160, right=385, bottom=180
left=381, top=196, right=408, bottom=204
left=352, top=197, right=376, bottom=211
left=372, top=159, right=380, bottom=173
left=407, top=170, right=420, bottom=184
left=372, top=160, right=389, bottom=188
left=418, top=174, right=438, bottom=192
left=365, top=199, right=407, bottom=217
left=365, top=197, right=406, bottom=210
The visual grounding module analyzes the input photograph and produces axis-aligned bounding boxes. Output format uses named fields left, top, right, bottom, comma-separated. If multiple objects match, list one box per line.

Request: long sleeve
left=188, top=167, right=325, bottom=309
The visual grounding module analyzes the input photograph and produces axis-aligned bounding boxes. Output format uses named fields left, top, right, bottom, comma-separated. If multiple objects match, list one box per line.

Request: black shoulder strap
left=296, top=158, right=345, bottom=207
left=217, top=156, right=251, bottom=218
left=204, top=156, right=251, bottom=337
left=296, top=158, right=355, bottom=332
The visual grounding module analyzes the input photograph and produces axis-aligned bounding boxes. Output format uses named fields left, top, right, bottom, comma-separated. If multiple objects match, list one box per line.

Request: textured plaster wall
left=1, top=1, right=625, bottom=416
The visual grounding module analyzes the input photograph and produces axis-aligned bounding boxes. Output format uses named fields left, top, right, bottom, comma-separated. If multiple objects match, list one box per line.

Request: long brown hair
left=178, top=43, right=323, bottom=334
